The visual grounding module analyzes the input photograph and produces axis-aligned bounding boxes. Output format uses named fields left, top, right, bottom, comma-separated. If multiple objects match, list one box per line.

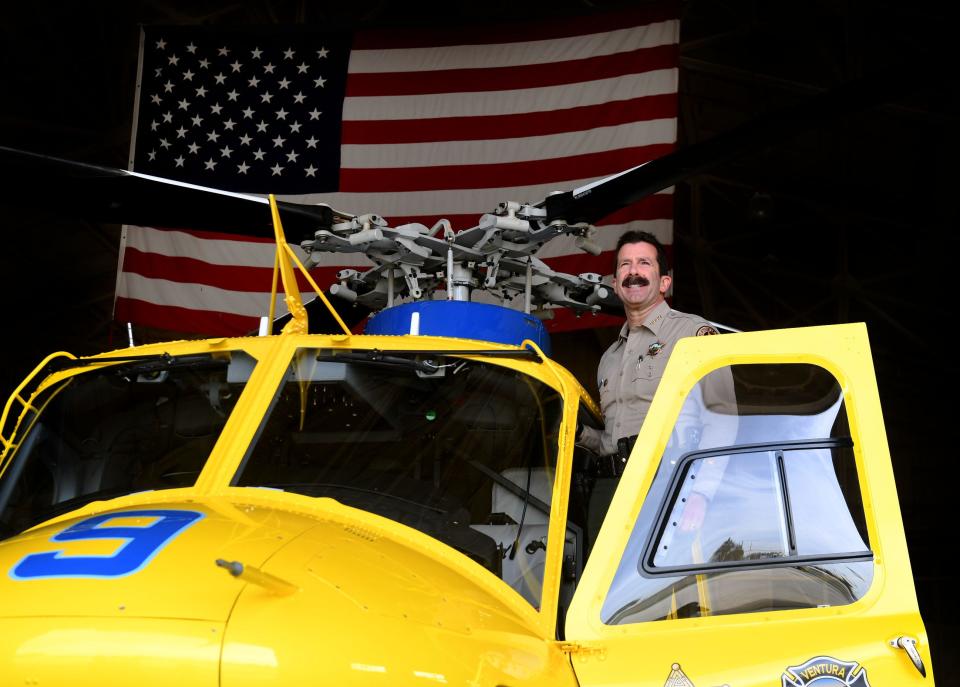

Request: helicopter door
left=564, top=324, right=932, bottom=687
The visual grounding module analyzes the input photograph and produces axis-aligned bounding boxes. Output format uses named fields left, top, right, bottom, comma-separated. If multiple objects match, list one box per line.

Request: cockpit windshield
left=0, top=351, right=256, bottom=539
left=232, top=348, right=563, bottom=606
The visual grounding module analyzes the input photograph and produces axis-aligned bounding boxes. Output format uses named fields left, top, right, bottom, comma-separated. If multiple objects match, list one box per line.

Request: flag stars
left=278, top=77, right=291, bottom=90
left=195, top=85, right=208, bottom=97
left=260, top=91, right=274, bottom=103
left=214, top=73, right=227, bottom=85
left=289, top=122, right=302, bottom=133
left=154, top=67, right=163, bottom=77
left=191, top=114, right=203, bottom=127
left=305, top=164, right=318, bottom=176
left=239, top=133, right=252, bottom=145
left=175, top=125, right=188, bottom=138
left=150, top=120, right=160, bottom=132
left=293, top=91, right=306, bottom=104
left=155, top=38, right=167, bottom=50
left=162, top=111, right=174, bottom=123
left=283, top=48, right=295, bottom=60
left=272, top=135, right=286, bottom=147
left=168, top=54, right=180, bottom=66
left=182, top=69, right=195, bottom=81
left=317, top=47, right=329, bottom=58
left=286, top=150, right=299, bottom=163
left=207, top=130, right=221, bottom=142
left=159, top=138, right=171, bottom=150
left=227, top=89, right=239, bottom=101
left=297, top=62, right=309, bottom=74
left=271, top=163, right=284, bottom=175
left=313, top=76, right=327, bottom=88
left=148, top=150, right=157, bottom=161
left=263, top=63, right=275, bottom=74
left=230, top=60, right=242, bottom=73
left=177, top=98, right=190, bottom=111
left=211, top=103, right=223, bottom=115
left=174, top=155, right=185, bottom=167
left=205, top=158, right=218, bottom=170
left=150, top=94, right=162, bottom=105
left=188, top=142, right=200, bottom=154
left=163, top=80, right=175, bottom=93
left=253, top=149, right=266, bottom=161
left=308, top=108, right=322, bottom=120
left=251, top=47, right=263, bottom=59
left=256, top=120, right=269, bottom=133
left=223, top=118, right=236, bottom=130
left=220, top=145, right=233, bottom=158
left=247, top=76, right=260, bottom=88
left=186, top=43, right=197, bottom=54
left=238, top=161, right=251, bottom=174
left=198, top=58, right=210, bottom=69
left=305, top=136, right=318, bottom=149
left=242, top=106, right=255, bottom=119
left=275, top=108, right=288, bottom=120
left=218, top=46, right=230, bottom=56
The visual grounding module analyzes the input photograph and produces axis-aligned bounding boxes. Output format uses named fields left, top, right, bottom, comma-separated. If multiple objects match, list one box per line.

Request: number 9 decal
left=10, top=509, right=204, bottom=580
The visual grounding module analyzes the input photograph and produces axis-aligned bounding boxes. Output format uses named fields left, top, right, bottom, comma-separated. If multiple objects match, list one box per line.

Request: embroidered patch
left=696, top=325, right=719, bottom=336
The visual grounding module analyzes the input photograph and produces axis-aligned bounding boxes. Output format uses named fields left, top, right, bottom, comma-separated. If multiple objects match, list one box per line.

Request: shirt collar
left=615, top=300, right=671, bottom=347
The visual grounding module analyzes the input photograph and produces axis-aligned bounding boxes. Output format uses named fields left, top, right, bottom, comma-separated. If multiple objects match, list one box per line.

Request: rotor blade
left=543, top=65, right=941, bottom=225
left=0, top=146, right=332, bottom=242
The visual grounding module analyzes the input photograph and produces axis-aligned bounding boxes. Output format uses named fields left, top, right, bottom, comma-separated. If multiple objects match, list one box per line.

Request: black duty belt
left=594, top=434, right=638, bottom=478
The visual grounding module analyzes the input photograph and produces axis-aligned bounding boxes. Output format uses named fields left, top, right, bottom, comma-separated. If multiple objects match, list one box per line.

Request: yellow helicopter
left=0, top=71, right=934, bottom=686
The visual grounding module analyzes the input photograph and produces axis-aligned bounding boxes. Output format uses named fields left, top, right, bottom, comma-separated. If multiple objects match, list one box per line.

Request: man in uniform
left=576, top=230, right=736, bottom=534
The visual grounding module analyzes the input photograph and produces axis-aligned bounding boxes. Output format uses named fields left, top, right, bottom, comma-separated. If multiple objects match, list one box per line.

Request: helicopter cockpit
left=0, top=345, right=584, bottom=609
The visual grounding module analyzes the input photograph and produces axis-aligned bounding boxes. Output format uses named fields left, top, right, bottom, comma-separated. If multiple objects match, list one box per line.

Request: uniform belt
left=595, top=435, right=638, bottom=478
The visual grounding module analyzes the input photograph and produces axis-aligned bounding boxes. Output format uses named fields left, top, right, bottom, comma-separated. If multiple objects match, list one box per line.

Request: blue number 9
left=10, top=509, right=204, bottom=580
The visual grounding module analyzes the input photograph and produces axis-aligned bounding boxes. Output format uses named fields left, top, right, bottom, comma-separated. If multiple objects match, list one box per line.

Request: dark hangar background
left=1, top=0, right=957, bottom=677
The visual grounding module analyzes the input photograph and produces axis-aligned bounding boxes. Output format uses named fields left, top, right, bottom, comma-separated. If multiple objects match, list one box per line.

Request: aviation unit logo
left=781, top=656, right=871, bottom=687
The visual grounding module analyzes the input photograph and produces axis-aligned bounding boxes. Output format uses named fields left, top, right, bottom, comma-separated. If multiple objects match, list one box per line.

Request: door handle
left=890, top=636, right=926, bottom=678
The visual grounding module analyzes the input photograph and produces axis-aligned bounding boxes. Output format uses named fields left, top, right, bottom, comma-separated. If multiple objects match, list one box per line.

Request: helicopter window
left=232, top=348, right=563, bottom=609
left=600, top=363, right=873, bottom=624
left=0, top=352, right=255, bottom=539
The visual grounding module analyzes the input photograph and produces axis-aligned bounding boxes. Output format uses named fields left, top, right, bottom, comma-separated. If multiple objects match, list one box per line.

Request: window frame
left=639, top=437, right=872, bottom=578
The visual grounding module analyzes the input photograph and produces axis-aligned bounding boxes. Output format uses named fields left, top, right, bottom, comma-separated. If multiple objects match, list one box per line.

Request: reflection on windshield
left=233, top=349, right=563, bottom=607
left=0, top=352, right=255, bottom=539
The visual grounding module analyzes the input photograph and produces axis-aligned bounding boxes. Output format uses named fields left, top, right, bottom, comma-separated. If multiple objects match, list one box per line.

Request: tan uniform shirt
left=579, top=300, right=730, bottom=456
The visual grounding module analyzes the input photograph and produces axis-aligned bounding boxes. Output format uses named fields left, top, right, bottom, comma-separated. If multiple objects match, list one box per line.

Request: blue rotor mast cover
left=363, top=301, right=551, bottom=356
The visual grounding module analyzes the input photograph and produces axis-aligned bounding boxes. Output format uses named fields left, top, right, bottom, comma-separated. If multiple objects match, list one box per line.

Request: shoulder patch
left=696, top=325, right=719, bottom=336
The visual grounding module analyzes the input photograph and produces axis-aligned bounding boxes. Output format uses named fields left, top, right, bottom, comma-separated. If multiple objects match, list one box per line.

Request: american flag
left=117, top=6, right=679, bottom=335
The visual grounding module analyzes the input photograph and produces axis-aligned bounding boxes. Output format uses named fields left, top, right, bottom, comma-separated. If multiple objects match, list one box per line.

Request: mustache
left=621, top=275, right=650, bottom=288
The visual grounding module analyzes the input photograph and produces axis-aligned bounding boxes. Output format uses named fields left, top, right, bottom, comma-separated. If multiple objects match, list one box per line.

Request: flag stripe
left=121, top=247, right=350, bottom=294
left=339, top=144, right=675, bottom=192
left=124, top=225, right=370, bottom=266
left=116, top=297, right=262, bottom=336
left=290, top=184, right=672, bottom=221
left=384, top=193, right=675, bottom=230
left=340, top=94, right=677, bottom=144
left=352, top=5, right=679, bottom=49
left=342, top=69, right=677, bottom=120
left=349, top=21, right=678, bottom=73
left=341, top=119, right=676, bottom=168
left=345, top=44, right=677, bottom=97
